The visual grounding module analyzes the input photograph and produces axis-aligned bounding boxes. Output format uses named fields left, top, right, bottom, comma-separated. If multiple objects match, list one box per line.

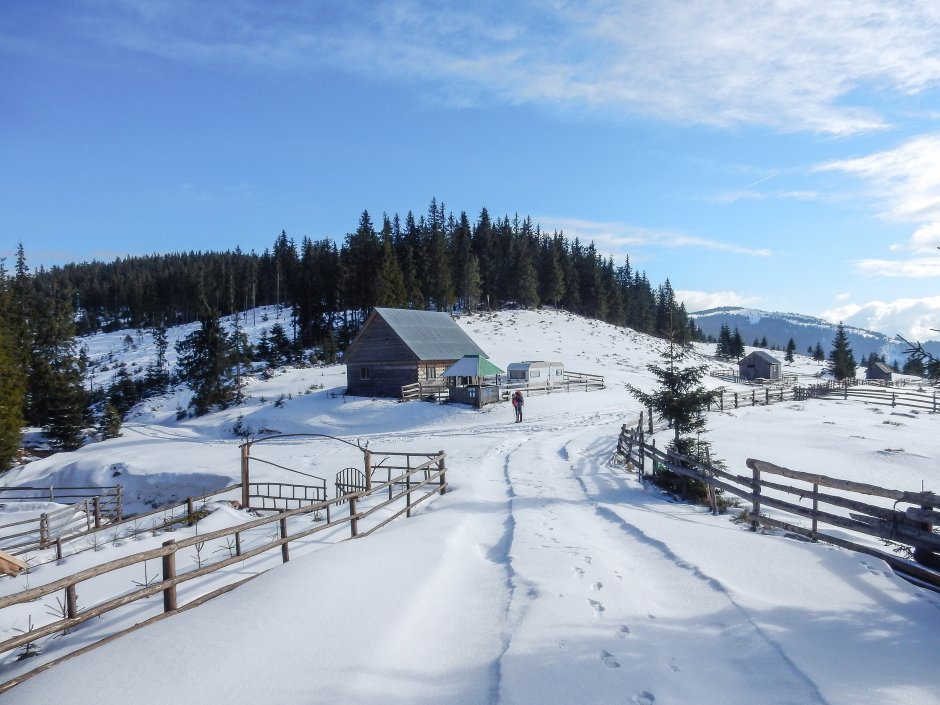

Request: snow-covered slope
left=1, top=309, right=938, bottom=705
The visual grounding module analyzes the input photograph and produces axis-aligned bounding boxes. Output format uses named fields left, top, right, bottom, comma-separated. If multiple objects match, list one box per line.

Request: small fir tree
left=828, top=323, right=857, bottom=381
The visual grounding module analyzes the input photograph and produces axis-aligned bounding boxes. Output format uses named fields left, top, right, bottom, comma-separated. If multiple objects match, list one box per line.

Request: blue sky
left=3, top=1, right=940, bottom=341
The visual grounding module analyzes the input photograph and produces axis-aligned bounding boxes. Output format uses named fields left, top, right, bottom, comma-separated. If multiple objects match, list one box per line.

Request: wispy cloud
left=67, top=0, right=940, bottom=135
left=676, top=290, right=761, bottom=312
left=816, top=133, right=940, bottom=222
left=537, top=217, right=772, bottom=257
left=821, top=296, right=940, bottom=341
left=852, top=256, right=940, bottom=278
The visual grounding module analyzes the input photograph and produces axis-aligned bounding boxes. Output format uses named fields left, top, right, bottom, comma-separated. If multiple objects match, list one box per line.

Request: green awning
left=443, top=355, right=504, bottom=377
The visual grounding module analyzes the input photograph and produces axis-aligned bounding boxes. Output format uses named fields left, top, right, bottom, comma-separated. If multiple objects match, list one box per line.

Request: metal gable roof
left=739, top=350, right=781, bottom=365
left=374, top=308, right=488, bottom=361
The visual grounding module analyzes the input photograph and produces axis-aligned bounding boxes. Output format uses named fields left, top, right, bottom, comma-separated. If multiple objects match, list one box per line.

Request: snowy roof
left=374, top=307, right=488, bottom=361
left=739, top=350, right=781, bottom=365
left=443, top=355, right=504, bottom=377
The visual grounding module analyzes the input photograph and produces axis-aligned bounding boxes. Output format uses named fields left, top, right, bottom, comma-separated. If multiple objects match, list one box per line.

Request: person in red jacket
left=511, top=390, right=524, bottom=422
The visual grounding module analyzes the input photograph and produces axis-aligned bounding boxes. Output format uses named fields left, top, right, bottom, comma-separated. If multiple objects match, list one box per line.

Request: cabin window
left=425, top=365, right=437, bottom=379
left=360, top=367, right=370, bottom=380
left=509, top=370, right=526, bottom=380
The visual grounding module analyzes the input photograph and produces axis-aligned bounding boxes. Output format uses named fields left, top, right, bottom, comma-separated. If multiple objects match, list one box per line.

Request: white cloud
left=852, top=257, right=940, bottom=278
left=77, top=0, right=940, bottom=135
left=890, top=222, right=940, bottom=253
left=537, top=217, right=772, bottom=257
left=835, top=292, right=852, bottom=302
left=816, top=133, right=940, bottom=223
left=677, top=290, right=761, bottom=312
left=820, top=297, right=940, bottom=341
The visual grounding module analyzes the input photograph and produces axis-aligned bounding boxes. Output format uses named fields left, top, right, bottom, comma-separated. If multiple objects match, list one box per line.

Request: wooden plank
left=747, top=459, right=938, bottom=506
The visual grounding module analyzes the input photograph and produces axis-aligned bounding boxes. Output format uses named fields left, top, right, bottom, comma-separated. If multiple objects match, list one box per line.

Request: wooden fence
left=706, top=380, right=938, bottom=414
left=0, top=486, right=123, bottom=557
left=615, top=424, right=940, bottom=590
left=401, top=381, right=448, bottom=402
left=0, top=450, right=447, bottom=694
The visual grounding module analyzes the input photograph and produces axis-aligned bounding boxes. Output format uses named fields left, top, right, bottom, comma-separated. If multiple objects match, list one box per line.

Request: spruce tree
left=730, top=328, right=745, bottom=358
left=376, top=234, right=408, bottom=309
left=626, top=333, right=722, bottom=499
left=785, top=338, right=796, bottom=363
left=176, top=307, right=239, bottom=415
left=828, top=323, right=857, bottom=380
left=813, top=342, right=825, bottom=362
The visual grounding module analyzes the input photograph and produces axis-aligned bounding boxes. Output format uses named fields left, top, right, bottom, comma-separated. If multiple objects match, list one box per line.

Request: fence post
left=734, top=392, right=739, bottom=409
left=364, top=449, right=372, bottom=491
left=913, top=502, right=938, bottom=569
left=162, top=540, right=178, bottom=613
left=811, top=484, right=818, bottom=541
left=765, top=388, right=770, bottom=405
left=752, top=390, right=756, bottom=406
left=750, top=464, right=761, bottom=532
left=349, top=496, right=359, bottom=538
left=438, top=451, right=447, bottom=494
left=186, top=497, right=195, bottom=526
left=56, top=537, right=64, bottom=562
left=240, top=442, right=251, bottom=510
left=235, top=531, right=242, bottom=557
left=406, top=474, right=412, bottom=519
left=115, top=485, right=123, bottom=522
left=280, top=517, right=290, bottom=563
left=65, top=583, right=78, bottom=620
left=93, top=496, right=101, bottom=528
left=892, top=393, right=896, bottom=407
left=651, top=439, right=657, bottom=477
left=647, top=405, right=653, bottom=434
left=39, top=513, right=50, bottom=549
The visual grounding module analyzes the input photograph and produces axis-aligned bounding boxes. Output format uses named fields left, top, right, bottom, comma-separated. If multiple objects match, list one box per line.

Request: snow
left=1, top=308, right=938, bottom=704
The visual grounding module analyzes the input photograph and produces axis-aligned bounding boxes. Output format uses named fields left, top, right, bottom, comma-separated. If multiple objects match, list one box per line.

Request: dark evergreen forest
left=34, top=199, right=700, bottom=347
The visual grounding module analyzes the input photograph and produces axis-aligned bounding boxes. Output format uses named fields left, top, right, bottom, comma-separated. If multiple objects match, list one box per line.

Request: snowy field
left=0, top=308, right=938, bottom=704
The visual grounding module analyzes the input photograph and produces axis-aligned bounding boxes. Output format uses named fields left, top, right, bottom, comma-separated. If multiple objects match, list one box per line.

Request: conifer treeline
left=37, top=199, right=699, bottom=347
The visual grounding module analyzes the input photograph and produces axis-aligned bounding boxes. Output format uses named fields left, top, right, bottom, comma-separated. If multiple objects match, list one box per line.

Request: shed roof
left=373, top=307, right=488, bottom=361
left=443, top=355, right=504, bottom=377
left=739, top=350, right=781, bottom=365
left=869, top=361, right=893, bottom=375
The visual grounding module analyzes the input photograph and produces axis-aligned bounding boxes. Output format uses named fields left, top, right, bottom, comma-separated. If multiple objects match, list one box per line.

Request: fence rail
left=0, top=450, right=447, bottom=694
left=615, top=424, right=940, bottom=589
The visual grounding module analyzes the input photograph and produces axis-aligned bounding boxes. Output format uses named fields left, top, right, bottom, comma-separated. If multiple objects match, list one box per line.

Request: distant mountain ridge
left=690, top=306, right=940, bottom=364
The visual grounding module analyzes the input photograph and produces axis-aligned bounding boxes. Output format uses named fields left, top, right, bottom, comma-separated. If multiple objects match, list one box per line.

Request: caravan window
left=509, top=370, right=526, bottom=380
left=555, top=369, right=563, bottom=376
left=530, top=370, right=541, bottom=378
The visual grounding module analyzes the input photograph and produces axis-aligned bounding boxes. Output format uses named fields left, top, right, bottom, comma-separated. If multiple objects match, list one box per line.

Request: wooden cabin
left=737, top=351, right=781, bottom=381
left=344, top=308, right=489, bottom=398
left=506, top=361, right=565, bottom=389
left=865, top=361, right=893, bottom=382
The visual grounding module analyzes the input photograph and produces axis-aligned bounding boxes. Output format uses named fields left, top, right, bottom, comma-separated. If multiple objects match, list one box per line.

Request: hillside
left=690, top=306, right=940, bottom=364
left=0, top=309, right=938, bottom=705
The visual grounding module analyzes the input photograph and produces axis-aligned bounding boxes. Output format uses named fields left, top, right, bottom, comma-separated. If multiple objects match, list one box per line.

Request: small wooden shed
left=506, top=361, right=565, bottom=388
left=443, top=355, right=504, bottom=408
left=344, top=308, right=489, bottom=398
left=738, top=351, right=781, bottom=381
left=866, top=361, right=893, bottom=382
